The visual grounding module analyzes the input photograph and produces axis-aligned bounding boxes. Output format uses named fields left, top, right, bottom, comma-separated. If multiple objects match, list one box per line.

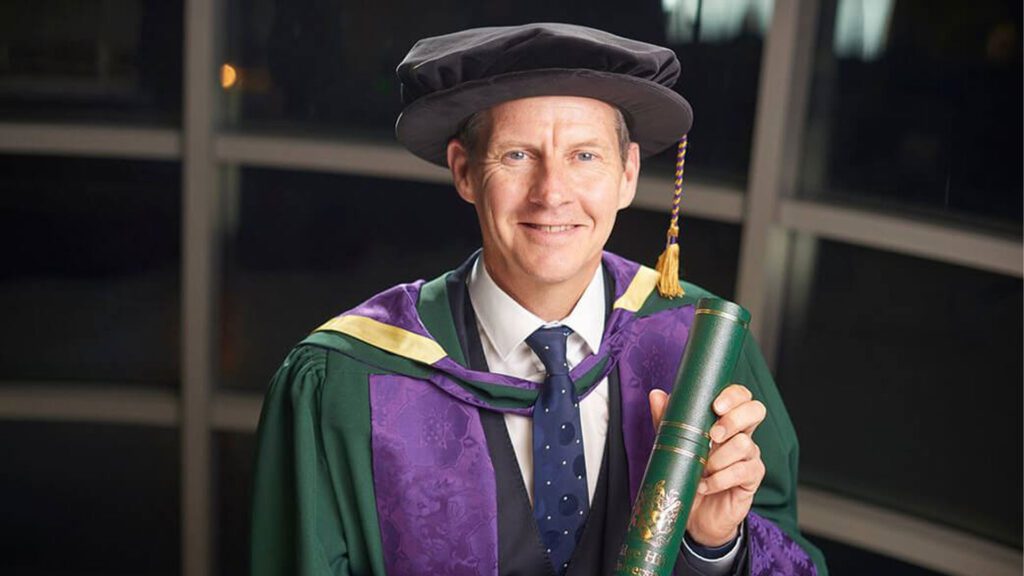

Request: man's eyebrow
left=570, top=139, right=609, bottom=149
left=489, top=138, right=611, bottom=150
left=487, top=140, right=538, bottom=152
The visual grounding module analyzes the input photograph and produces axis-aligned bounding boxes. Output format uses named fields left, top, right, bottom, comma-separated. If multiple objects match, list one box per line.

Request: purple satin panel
left=370, top=374, right=499, bottom=576
left=340, top=280, right=433, bottom=338
left=613, top=305, right=696, bottom=501
left=748, top=512, right=818, bottom=576
left=600, top=251, right=641, bottom=302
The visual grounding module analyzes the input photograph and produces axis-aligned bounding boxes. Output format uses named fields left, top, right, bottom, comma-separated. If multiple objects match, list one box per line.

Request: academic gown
left=251, top=251, right=829, bottom=576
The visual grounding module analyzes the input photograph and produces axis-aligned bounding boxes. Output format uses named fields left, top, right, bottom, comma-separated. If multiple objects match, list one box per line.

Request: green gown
left=251, top=252, right=828, bottom=576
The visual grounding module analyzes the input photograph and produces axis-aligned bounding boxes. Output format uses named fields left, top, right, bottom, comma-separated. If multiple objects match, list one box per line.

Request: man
left=252, top=23, right=827, bottom=576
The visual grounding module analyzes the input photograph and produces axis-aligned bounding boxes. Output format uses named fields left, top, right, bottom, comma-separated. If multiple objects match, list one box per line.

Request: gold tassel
left=654, top=135, right=688, bottom=299
left=655, top=225, right=684, bottom=298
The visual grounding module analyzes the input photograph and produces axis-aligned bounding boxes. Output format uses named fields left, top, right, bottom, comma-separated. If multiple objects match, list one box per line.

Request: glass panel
left=651, top=0, right=773, bottom=186
left=798, top=0, right=1022, bottom=230
left=0, top=155, right=180, bottom=386
left=610, top=208, right=740, bottom=301
left=0, top=0, right=183, bottom=123
left=220, top=168, right=481, bottom=390
left=0, top=421, right=180, bottom=575
left=221, top=1, right=772, bottom=185
left=777, top=237, right=1022, bottom=547
left=216, top=432, right=256, bottom=576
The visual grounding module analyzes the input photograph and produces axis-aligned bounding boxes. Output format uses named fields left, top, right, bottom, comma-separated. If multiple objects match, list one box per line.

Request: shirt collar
left=467, top=256, right=605, bottom=361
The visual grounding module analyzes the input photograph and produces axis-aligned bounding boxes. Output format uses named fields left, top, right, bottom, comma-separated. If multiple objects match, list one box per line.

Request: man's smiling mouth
left=525, top=224, right=577, bottom=232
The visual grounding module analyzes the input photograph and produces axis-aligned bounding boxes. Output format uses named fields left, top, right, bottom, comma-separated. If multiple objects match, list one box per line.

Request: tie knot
left=525, top=326, right=573, bottom=375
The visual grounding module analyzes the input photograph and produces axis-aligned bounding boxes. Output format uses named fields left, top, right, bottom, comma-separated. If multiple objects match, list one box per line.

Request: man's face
left=448, top=96, right=640, bottom=304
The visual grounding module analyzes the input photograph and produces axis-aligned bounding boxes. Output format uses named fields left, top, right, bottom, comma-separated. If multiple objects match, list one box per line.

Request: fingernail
left=710, top=426, right=725, bottom=442
left=714, top=400, right=729, bottom=413
left=698, top=481, right=708, bottom=494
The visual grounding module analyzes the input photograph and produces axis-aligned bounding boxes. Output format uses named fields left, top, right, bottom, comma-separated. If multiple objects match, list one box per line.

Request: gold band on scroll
left=653, top=443, right=707, bottom=466
left=694, top=308, right=749, bottom=328
left=659, top=419, right=711, bottom=439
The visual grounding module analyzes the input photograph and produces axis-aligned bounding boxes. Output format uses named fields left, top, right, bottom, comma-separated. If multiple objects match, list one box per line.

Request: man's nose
left=529, top=159, right=570, bottom=207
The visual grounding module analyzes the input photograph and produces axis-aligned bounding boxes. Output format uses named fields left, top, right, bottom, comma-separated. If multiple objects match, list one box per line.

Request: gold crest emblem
left=629, top=480, right=683, bottom=547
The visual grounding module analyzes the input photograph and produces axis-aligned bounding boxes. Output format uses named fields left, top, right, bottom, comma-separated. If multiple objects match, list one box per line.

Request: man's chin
left=512, top=259, right=598, bottom=290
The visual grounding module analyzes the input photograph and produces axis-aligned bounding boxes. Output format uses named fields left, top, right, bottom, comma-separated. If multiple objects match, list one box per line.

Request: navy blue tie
left=525, top=326, right=589, bottom=575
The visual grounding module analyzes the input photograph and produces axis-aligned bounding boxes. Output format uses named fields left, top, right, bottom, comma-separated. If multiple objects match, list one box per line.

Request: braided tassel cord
left=655, top=136, right=687, bottom=298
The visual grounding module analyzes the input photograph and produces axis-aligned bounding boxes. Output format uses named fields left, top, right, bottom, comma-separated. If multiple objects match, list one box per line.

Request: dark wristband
left=684, top=531, right=739, bottom=560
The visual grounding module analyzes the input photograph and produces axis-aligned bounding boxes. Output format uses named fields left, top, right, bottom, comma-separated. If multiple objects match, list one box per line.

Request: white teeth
left=537, top=225, right=573, bottom=232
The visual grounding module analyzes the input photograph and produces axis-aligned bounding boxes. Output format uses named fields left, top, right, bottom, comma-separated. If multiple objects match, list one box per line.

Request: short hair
left=454, top=105, right=632, bottom=164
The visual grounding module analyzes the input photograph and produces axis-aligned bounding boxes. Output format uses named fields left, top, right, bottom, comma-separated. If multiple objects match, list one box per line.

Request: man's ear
left=617, top=142, right=641, bottom=209
left=447, top=139, right=476, bottom=204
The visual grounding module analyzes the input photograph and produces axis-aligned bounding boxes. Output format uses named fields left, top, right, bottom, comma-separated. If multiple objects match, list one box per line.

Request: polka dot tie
left=525, top=326, right=589, bottom=575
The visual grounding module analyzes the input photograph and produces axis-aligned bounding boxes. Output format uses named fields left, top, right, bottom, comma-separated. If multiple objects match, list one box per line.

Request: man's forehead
left=485, top=96, right=621, bottom=140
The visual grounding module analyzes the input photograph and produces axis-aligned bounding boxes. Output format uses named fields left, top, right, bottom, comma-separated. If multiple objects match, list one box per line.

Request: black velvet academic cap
left=395, top=23, right=693, bottom=167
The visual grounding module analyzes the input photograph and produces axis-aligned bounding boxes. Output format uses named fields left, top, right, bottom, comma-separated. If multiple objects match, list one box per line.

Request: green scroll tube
left=615, top=297, right=750, bottom=576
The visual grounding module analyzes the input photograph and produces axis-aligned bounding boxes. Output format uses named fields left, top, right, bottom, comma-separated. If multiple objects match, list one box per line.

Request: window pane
left=798, top=0, right=1022, bottom=230
left=0, top=0, right=183, bottom=123
left=220, top=168, right=481, bottom=390
left=0, top=155, right=180, bottom=386
left=0, top=421, right=180, bottom=575
left=216, top=432, right=256, bottom=576
left=221, top=0, right=772, bottom=185
left=777, top=238, right=1022, bottom=547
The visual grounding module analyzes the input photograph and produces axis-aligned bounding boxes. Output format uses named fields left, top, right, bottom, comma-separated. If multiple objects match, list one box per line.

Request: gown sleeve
left=736, top=336, right=830, bottom=576
left=251, top=345, right=351, bottom=576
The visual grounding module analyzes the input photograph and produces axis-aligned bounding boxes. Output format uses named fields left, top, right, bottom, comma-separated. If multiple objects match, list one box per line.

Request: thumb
left=649, top=389, right=669, bottom=430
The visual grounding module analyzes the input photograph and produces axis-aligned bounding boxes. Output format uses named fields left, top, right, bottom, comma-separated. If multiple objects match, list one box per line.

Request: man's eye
left=505, top=150, right=527, bottom=161
left=577, top=151, right=596, bottom=161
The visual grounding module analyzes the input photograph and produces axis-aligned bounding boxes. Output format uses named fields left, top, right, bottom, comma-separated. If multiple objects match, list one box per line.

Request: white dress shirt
left=468, top=256, right=609, bottom=505
left=466, top=256, right=740, bottom=572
